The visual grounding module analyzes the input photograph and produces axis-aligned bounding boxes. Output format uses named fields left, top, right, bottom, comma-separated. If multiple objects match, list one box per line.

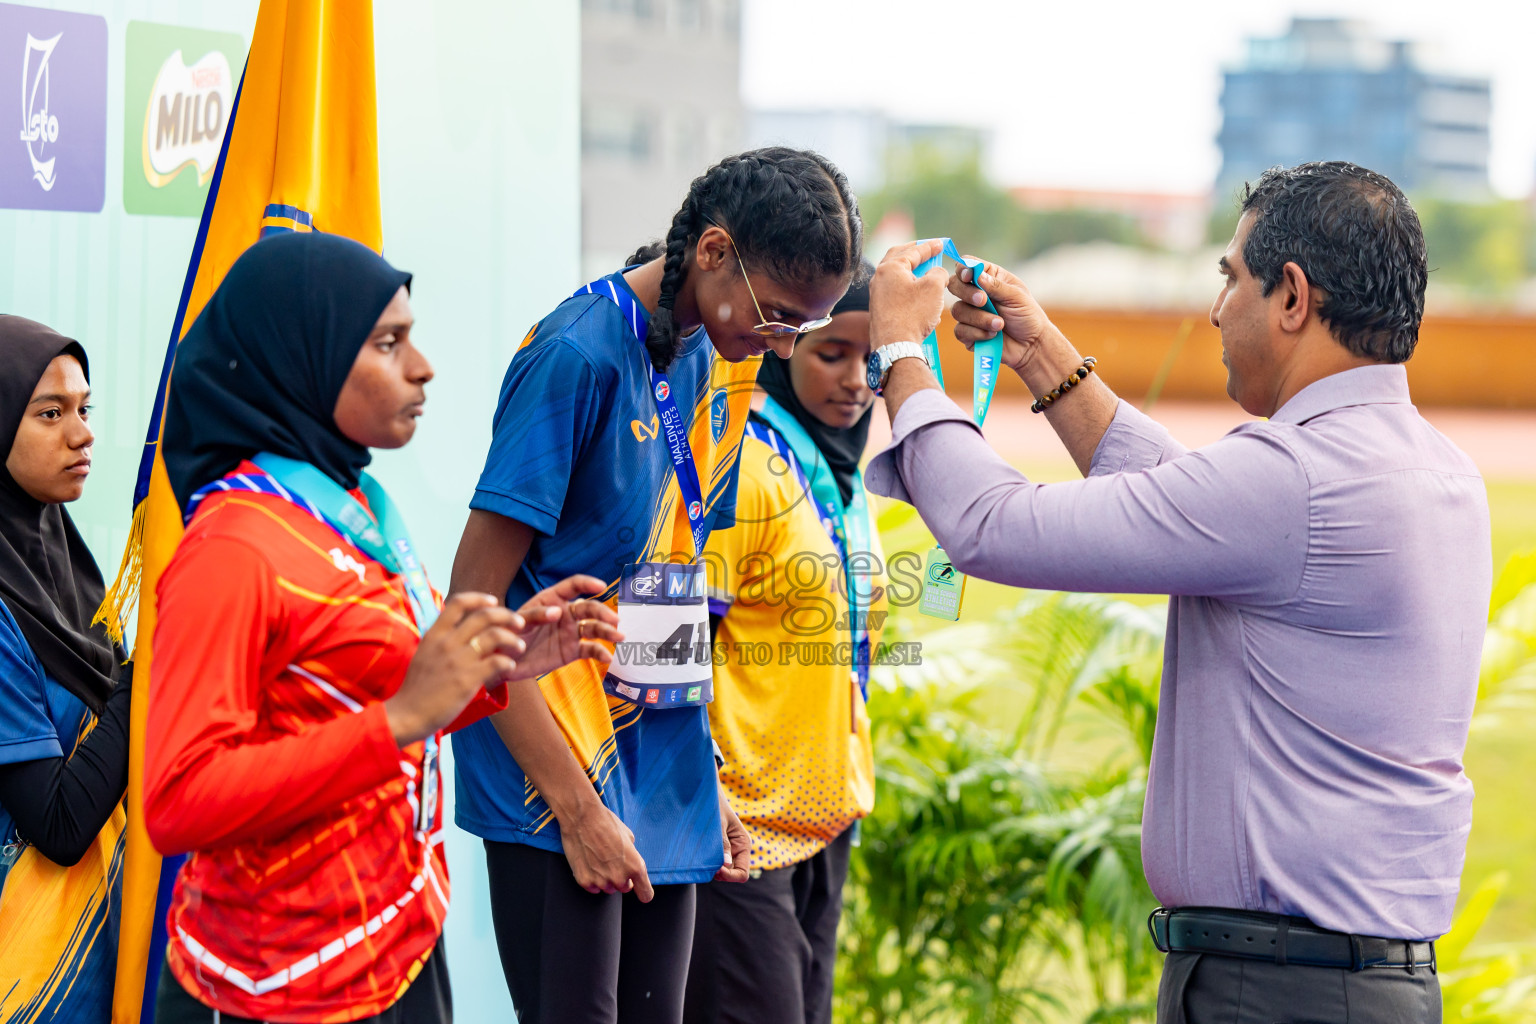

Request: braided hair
left=625, top=240, right=667, bottom=266
left=642, top=147, right=864, bottom=372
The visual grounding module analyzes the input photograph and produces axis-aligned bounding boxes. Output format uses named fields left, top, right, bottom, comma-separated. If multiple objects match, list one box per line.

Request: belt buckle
left=1147, top=907, right=1173, bottom=953
left=1351, top=935, right=1397, bottom=971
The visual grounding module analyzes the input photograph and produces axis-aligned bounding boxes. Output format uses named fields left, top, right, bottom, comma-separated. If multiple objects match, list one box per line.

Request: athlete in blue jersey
left=0, top=319, right=131, bottom=1024
left=450, top=149, right=866, bottom=1024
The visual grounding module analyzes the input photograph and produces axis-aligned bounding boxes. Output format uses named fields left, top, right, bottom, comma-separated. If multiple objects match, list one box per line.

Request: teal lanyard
left=251, top=453, right=438, bottom=631
left=754, top=398, right=875, bottom=690
left=249, top=453, right=442, bottom=833
left=915, top=238, right=1003, bottom=426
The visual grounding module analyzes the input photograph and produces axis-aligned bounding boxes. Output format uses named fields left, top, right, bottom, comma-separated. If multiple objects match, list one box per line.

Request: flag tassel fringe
left=94, top=500, right=146, bottom=648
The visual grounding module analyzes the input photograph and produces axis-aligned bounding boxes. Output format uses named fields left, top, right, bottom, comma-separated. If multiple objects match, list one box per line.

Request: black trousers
left=1157, top=950, right=1441, bottom=1024
left=682, top=827, right=853, bottom=1024
left=152, top=938, right=452, bottom=1023
left=485, top=839, right=697, bottom=1024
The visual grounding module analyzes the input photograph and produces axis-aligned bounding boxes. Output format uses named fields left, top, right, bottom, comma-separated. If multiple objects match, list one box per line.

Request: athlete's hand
left=562, top=799, right=654, bottom=903
left=508, top=575, right=624, bottom=681
left=714, top=787, right=752, bottom=883
left=385, top=593, right=526, bottom=747
left=947, top=260, right=1058, bottom=373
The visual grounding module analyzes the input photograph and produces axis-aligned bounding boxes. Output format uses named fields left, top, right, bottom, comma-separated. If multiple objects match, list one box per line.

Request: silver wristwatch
left=866, top=342, right=931, bottom=395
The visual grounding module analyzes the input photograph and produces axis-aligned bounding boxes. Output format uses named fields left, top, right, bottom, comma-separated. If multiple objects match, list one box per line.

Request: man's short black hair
left=1239, top=161, right=1427, bottom=363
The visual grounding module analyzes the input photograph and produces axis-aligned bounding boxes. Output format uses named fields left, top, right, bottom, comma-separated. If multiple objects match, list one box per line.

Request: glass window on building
left=674, top=0, right=702, bottom=30
left=583, top=0, right=654, bottom=17
left=583, top=105, right=653, bottom=163
left=673, top=111, right=704, bottom=169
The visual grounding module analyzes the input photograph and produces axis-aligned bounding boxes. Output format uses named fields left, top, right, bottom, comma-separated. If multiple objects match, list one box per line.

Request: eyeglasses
left=722, top=232, right=834, bottom=338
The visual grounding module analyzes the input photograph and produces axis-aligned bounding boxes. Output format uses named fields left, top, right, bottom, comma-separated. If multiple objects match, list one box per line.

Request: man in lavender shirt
left=861, top=162, right=1489, bottom=1022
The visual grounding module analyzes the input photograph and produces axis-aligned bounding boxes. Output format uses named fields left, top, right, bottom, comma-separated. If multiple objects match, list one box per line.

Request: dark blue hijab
left=163, top=232, right=412, bottom=507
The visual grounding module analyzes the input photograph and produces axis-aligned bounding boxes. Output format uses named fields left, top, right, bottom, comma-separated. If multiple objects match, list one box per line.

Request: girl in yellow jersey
left=685, top=272, right=883, bottom=1024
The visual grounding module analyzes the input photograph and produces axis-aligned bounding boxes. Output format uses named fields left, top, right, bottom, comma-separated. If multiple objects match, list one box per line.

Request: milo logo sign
left=124, top=21, right=244, bottom=216
left=143, top=49, right=231, bottom=186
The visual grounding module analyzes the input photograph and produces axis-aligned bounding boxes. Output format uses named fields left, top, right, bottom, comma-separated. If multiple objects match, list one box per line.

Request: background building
left=581, top=0, right=742, bottom=278
left=1217, top=17, right=1491, bottom=198
left=747, top=107, right=991, bottom=193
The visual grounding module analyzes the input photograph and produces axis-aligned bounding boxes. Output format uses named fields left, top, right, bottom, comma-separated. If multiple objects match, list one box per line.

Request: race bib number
left=604, top=561, right=714, bottom=709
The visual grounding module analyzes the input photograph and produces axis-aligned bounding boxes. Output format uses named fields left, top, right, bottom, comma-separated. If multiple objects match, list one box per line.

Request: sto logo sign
left=0, top=3, right=107, bottom=212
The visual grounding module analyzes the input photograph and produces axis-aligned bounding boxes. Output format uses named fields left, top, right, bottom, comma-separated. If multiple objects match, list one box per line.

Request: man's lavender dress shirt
left=866, top=364, right=1490, bottom=940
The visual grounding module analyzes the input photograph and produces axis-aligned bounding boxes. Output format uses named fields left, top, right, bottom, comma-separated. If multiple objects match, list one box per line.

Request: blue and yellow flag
left=98, top=2, right=385, bottom=1019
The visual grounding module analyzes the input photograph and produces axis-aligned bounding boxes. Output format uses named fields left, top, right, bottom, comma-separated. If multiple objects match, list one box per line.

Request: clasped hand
left=869, top=239, right=1058, bottom=373
left=385, top=576, right=622, bottom=747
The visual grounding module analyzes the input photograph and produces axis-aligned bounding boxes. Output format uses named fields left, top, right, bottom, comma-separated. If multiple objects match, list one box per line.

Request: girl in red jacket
left=145, top=232, right=620, bottom=1024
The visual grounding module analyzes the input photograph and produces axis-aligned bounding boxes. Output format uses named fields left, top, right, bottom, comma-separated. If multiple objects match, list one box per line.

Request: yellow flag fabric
left=104, top=3, right=384, bottom=1019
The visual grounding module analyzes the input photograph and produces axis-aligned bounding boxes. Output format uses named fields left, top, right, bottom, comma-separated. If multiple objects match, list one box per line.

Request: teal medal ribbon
left=752, top=398, right=875, bottom=701
left=912, top=238, right=1000, bottom=619
left=914, top=237, right=1003, bottom=427
left=234, top=454, right=443, bottom=833
left=250, top=455, right=439, bottom=630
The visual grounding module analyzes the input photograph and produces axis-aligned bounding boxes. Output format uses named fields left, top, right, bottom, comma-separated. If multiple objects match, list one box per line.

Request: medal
left=919, top=545, right=967, bottom=621
left=912, top=237, right=999, bottom=619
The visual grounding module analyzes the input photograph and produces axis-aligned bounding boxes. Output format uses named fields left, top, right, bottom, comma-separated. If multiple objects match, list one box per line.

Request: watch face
left=866, top=350, right=885, bottom=392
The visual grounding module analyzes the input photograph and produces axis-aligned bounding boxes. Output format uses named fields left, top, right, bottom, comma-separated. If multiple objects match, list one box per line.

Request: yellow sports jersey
left=705, top=430, right=884, bottom=871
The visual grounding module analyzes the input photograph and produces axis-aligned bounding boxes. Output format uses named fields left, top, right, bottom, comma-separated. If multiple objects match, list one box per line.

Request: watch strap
left=877, top=341, right=930, bottom=391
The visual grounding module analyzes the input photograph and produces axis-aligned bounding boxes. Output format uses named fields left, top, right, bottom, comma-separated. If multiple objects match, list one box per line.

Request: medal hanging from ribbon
left=913, top=238, right=1002, bottom=620
left=575, top=276, right=716, bottom=708
left=190, top=455, right=444, bottom=834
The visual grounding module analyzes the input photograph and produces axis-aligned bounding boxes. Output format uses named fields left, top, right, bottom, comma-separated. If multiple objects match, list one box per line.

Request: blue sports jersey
left=0, top=601, right=123, bottom=1024
left=452, top=270, right=759, bottom=884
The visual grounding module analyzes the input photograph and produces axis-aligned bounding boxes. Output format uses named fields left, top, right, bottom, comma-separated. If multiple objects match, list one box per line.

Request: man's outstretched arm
left=874, top=243, right=1120, bottom=476
left=862, top=242, right=1302, bottom=600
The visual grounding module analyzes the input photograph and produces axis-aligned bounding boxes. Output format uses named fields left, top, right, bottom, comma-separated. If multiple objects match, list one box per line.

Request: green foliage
left=837, top=594, right=1164, bottom=1023
left=1436, top=549, right=1536, bottom=1020
left=1474, top=549, right=1536, bottom=733
left=1416, top=199, right=1535, bottom=296
left=838, top=553, right=1536, bottom=1022
left=1013, top=209, right=1143, bottom=263
left=860, top=146, right=1020, bottom=263
left=1207, top=193, right=1536, bottom=301
left=1205, top=199, right=1243, bottom=247
left=1439, top=874, right=1536, bottom=1023
left=860, top=146, right=1147, bottom=265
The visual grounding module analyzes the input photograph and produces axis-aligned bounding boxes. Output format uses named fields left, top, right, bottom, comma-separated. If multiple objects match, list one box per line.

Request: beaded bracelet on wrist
left=1030, top=356, right=1097, bottom=414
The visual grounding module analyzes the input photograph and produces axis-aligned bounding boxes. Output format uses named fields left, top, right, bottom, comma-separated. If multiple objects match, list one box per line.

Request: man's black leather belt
left=1148, top=907, right=1436, bottom=972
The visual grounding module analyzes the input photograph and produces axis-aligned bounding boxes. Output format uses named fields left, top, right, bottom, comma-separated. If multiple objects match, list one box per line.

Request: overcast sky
left=741, top=1, right=1536, bottom=198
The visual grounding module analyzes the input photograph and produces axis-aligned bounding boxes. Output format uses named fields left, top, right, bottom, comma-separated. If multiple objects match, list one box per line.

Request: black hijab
left=753, top=273, right=873, bottom=507
left=0, top=317, right=120, bottom=713
left=163, top=232, right=413, bottom=507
